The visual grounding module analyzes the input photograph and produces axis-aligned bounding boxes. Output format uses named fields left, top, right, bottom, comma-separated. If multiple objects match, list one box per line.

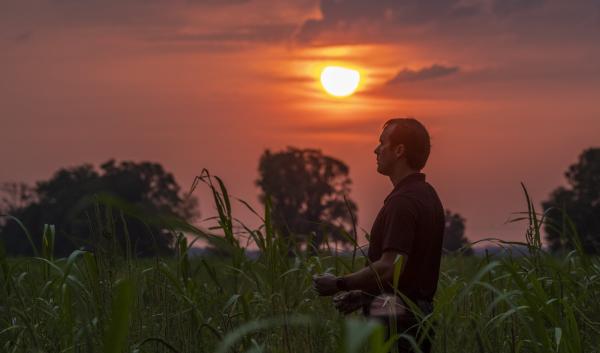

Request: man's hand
left=312, top=273, right=339, bottom=296
left=333, top=290, right=365, bottom=315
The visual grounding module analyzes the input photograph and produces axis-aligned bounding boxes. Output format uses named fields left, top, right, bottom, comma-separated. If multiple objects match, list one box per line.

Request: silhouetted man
left=313, top=118, right=445, bottom=353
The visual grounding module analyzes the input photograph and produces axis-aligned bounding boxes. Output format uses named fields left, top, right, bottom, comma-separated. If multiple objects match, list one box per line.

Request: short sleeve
left=381, top=196, right=418, bottom=255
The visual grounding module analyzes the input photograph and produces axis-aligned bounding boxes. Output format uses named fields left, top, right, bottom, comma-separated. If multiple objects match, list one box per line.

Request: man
left=313, top=118, right=445, bottom=353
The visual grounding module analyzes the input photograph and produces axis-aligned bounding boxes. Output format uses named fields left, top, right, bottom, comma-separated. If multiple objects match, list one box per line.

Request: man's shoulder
left=383, top=193, right=419, bottom=213
left=386, top=180, right=432, bottom=202
left=385, top=181, right=443, bottom=213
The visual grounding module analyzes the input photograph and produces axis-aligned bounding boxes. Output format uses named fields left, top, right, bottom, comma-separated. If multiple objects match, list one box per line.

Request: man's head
left=374, top=118, right=431, bottom=175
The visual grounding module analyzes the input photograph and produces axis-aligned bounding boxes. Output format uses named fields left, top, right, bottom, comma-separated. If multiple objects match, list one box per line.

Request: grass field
left=1, top=175, right=599, bottom=353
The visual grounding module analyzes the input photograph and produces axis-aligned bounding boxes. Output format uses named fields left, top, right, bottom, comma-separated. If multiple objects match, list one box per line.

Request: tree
left=256, top=147, right=358, bottom=253
left=542, top=148, right=600, bottom=253
left=0, top=182, right=35, bottom=227
left=443, top=210, right=473, bottom=255
left=0, top=160, right=198, bottom=257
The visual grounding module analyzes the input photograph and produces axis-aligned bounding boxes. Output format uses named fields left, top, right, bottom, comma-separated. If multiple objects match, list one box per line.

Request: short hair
left=383, top=118, right=431, bottom=170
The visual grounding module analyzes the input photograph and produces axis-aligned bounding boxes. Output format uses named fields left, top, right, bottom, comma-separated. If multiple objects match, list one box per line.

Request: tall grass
left=0, top=173, right=599, bottom=352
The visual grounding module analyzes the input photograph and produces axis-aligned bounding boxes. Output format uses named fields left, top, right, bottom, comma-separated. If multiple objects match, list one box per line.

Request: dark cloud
left=2, top=0, right=252, bottom=30
left=295, top=0, right=600, bottom=45
left=163, top=24, right=296, bottom=44
left=387, top=64, right=459, bottom=84
left=367, top=59, right=600, bottom=101
left=296, top=0, right=482, bottom=43
left=4, top=0, right=599, bottom=50
left=292, top=118, right=380, bottom=135
left=2, top=1, right=178, bottom=29
left=1, top=0, right=302, bottom=48
left=187, top=0, right=251, bottom=5
left=13, top=31, right=33, bottom=43
left=492, top=0, right=546, bottom=16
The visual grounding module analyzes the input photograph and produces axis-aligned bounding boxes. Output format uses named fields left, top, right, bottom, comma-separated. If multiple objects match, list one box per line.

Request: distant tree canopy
left=443, top=210, right=473, bottom=255
left=0, top=182, right=35, bottom=220
left=0, top=160, right=198, bottom=257
left=256, top=147, right=358, bottom=252
left=542, top=148, right=600, bottom=254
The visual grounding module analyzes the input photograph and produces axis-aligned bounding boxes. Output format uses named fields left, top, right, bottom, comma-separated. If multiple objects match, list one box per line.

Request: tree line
left=1, top=148, right=597, bottom=257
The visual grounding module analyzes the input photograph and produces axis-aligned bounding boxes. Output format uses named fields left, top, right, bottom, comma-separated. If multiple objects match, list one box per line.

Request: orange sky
left=2, top=0, right=599, bottom=246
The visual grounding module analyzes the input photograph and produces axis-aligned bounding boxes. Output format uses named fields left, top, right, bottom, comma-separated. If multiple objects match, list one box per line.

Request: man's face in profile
left=374, top=124, right=397, bottom=176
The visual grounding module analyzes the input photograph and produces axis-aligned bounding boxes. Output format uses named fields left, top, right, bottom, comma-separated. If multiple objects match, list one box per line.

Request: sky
left=1, top=0, right=599, bottom=248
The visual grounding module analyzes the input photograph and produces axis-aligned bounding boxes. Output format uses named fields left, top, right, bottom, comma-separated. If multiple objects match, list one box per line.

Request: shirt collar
left=384, top=172, right=426, bottom=203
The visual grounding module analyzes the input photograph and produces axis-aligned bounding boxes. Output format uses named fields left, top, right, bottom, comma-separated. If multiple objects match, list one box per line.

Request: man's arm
left=342, top=251, right=406, bottom=293
left=313, top=251, right=406, bottom=296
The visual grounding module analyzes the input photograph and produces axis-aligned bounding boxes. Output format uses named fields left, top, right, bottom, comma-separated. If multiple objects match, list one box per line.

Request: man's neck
left=389, top=168, right=420, bottom=187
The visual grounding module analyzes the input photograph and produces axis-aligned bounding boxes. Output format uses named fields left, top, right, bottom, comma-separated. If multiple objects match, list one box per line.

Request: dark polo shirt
left=367, top=173, right=445, bottom=303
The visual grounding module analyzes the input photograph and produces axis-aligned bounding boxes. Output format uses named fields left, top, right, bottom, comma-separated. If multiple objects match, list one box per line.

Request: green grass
left=0, top=175, right=599, bottom=353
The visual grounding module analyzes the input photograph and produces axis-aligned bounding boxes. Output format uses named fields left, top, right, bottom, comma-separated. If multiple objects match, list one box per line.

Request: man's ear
left=394, top=144, right=405, bottom=159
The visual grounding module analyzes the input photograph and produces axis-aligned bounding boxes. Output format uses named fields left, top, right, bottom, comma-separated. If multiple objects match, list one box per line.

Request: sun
left=320, top=66, right=361, bottom=97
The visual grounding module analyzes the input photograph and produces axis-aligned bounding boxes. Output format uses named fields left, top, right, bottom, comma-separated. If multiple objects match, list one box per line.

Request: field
left=1, top=178, right=599, bottom=353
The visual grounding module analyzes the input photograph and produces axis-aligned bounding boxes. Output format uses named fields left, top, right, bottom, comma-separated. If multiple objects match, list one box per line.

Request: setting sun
left=320, top=66, right=361, bottom=97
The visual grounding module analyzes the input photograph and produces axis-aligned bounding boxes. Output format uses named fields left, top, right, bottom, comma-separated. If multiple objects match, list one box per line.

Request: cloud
left=4, top=0, right=599, bottom=51
left=295, top=0, right=482, bottom=43
left=0, top=0, right=310, bottom=55
left=1, top=0, right=253, bottom=31
left=162, top=24, right=296, bottom=44
left=491, top=0, right=546, bottom=16
left=295, top=0, right=600, bottom=45
left=1, top=0, right=308, bottom=48
left=13, top=31, right=33, bottom=43
left=188, top=0, right=251, bottom=5
left=387, top=64, right=459, bottom=84
left=290, top=118, right=381, bottom=138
